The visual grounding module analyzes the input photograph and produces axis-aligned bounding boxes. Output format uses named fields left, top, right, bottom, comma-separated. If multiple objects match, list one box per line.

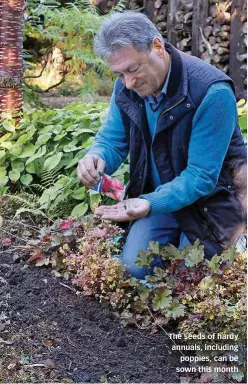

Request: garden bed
left=0, top=248, right=181, bottom=383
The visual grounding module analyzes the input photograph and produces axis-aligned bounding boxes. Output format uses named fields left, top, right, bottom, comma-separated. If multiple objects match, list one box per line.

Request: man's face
left=107, top=39, right=169, bottom=97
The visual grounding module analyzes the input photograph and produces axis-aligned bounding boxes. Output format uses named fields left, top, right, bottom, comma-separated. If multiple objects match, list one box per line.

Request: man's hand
left=94, top=198, right=151, bottom=222
left=77, top=155, right=106, bottom=189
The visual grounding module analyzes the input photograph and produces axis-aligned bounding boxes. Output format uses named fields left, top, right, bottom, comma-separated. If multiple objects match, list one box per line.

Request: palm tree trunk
left=0, top=0, right=25, bottom=118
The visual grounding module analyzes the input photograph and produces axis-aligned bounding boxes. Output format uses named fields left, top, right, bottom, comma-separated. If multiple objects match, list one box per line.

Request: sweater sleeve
left=86, top=81, right=129, bottom=175
left=140, top=82, right=238, bottom=215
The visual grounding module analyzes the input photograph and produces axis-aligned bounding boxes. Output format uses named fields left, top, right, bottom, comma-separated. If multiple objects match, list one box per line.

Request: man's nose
left=124, top=74, right=136, bottom=89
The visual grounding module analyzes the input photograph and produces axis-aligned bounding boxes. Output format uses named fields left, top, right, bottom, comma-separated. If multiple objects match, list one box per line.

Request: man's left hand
left=94, top=198, right=151, bottom=222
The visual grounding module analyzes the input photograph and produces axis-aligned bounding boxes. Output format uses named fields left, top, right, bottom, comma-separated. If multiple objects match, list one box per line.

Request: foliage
left=0, top=102, right=115, bottom=218
left=25, top=216, right=247, bottom=382
left=237, top=99, right=247, bottom=140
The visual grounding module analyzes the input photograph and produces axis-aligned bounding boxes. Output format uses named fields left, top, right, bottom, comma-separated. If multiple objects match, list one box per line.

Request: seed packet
left=92, top=172, right=125, bottom=201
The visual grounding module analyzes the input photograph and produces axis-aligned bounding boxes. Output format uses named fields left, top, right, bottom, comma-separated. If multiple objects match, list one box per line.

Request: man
left=77, top=12, right=247, bottom=279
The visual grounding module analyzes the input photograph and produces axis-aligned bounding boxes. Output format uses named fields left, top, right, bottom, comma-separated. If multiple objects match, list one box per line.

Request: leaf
left=35, top=133, right=52, bottom=145
left=0, top=141, right=12, bottom=150
left=58, top=219, right=75, bottom=230
left=152, top=288, right=172, bottom=311
left=0, top=150, right=6, bottom=159
left=19, top=144, right=38, bottom=158
left=205, top=254, right=221, bottom=273
left=26, top=145, right=47, bottom=165
left=8, top=143, right=22, bottom=156
left=9, top=169, right=21, bottom=182
left=71, top=186, right=86, bottom=200
left=11, top=159, right=25, bottom=172
left=43, top=152, right=62, bottom=171
left=199, top=275, right=214, bottom=290
left=89, top=191, right=101, bottom=210
left=220, top=246, right=237, bottom=264
left=135, top=250, right=153, bottom=268
left=0, top=133, right=12, bottom=143
left=148, top=241, right=160, bottom=255
left=238, top=114, right=247, bottom=132
left=184, top=240, right=204, bottom=267
left=2, top=120, right=15, bottom=132
left=26, top=162, right=36, bottom=174
left=166, top=301, right=185, bottom=319
left=27, top=251, right=46, bottom=264
left=70, top=202, right=88, bottom=217
left=17, top=126, right=36, bottom=144
left=20, top=174, right=33, bottom=185
left=160, top=243, right=182, bottom=260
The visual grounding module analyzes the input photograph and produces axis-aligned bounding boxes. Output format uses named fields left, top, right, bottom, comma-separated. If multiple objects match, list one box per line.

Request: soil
left=0, top=249, right=182, bottom=383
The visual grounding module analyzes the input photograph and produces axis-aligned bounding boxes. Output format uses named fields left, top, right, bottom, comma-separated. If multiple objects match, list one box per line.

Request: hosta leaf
left=20, top=173, right=33, bottom=185
left=26, top=162, right=36, bottom=174
left=17, top=126, right=36, bottom=144
left=35, top=133, right=52, bottom=145
left=71, top=186, right=86, bottom=200
left=166, top=302, right=185, bottom=319
left=152, top=288, right=172, bottom=311
left=8, top=143, right=22, bottom=156
left=0, top=150, right=6, bottom=159
left=11, top=159, right=25, bottom=172
left=19, top=144, right=38, bottom=158
left=0, top=133, right=12, bottom=143
left=0, top=141, right=12, bottom=149
left=70, top=202, right=88, bottom=217
left=89, top=191, right=101, bottom=210
left=26, top=145, right=46, bottom=165
left=2, top=120, right=15, bottom=132
left=43, top=152, right=62, bottom=171
left=9, top=169, right=21, bottom=182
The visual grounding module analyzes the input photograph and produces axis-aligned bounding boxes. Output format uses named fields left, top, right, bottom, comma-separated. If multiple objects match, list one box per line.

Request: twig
left=0, top=338, right=14, bottom=345
left=0, top=228, right=27, bottom=242
left=23, top=75, right=66, bottom=94
left=23, top=50, right=50, bottom=79
left=23, top=364, right=46, bottom=368
left=59, top=282, right=76, bottom=292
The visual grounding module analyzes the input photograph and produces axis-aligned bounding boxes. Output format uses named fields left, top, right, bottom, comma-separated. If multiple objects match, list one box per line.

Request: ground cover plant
left=17, top=214, right=246, bottom=383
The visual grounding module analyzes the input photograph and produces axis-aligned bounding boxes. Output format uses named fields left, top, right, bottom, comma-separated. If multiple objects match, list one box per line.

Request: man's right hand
left=77, top=155, right=106, bottom=189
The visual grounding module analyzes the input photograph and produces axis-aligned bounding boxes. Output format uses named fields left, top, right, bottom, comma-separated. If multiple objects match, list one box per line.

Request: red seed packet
left=93, top=173, right=125, bottom=201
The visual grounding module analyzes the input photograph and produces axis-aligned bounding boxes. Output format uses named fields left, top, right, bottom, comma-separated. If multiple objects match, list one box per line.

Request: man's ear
left=152, top=37, right=164, bottom=56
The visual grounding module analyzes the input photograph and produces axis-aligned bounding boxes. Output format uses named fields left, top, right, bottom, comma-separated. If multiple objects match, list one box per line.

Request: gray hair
left=94, top=11, right=164, bottom=60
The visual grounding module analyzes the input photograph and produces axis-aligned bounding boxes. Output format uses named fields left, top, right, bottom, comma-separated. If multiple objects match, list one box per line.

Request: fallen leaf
left=27, top=251, right=46, bottom=264
left=58, top=219, right=75, bottom=230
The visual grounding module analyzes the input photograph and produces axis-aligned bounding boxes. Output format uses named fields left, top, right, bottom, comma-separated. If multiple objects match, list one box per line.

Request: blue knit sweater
left=87, top=80, right=237, bottom=216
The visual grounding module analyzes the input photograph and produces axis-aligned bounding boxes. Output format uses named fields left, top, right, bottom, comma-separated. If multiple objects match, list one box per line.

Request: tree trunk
left=0, top=0, right=25, bottom=118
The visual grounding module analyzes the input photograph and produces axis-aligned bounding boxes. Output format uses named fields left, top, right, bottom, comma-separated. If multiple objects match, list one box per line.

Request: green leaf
left=152, top=288, right=172, bottom=311
left=89, top=191, right=101, bottom=210
left=71, top=186, right=86, bottom=200
left=26, top=162, right=36, bottom=174
left=238, top=114, right=247, bottom=132
left=136, top=250, right=153, bottom=268
left=0, top=141, right=12, bottom=150
left=17, top=126, right=36, bottom=144
left=199, top=275, right=214, bottom=290
left=9, top=169, right=21, bottom=182
left=8, top=143, right=22, bottom=156
left=0, top=150, right=6, bottom=159
left=166, top=302, right=185, bottom=319
left=2, top=120, right=15, bottom=132
left=20, top=174, right=33, bottom=185
left=26, top=145, right=47, bottom=165
left=148, top=241, right=160, bottom=255
left=160, top=243, right=182, bottom=260
left=35, top=133, right=52, bottom=145
left=220, top=246, right=237, bottom=264
left=70, top=202, right=88, bottom=217
left=43, top=152, right=62, bottom=171
left=0, top=167, right=8, bottom=186
left=184, top=240, right=205, bottom=267
left=205, top=254, right=222, bottom=274
left=12, top=159, right=25, bottom=172
left=19, top=144, right=38, bottom=158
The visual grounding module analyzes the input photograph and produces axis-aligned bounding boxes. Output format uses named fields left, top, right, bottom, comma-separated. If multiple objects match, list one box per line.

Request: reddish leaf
left=27, top=251, right=45, bottom=264
left=40, top=234, right=52, bottom=243
left=2, top=237, right=12, bottom=247
left=88, top=227, right=107, bottom=238
left=58, top=219, right=75, bottom=230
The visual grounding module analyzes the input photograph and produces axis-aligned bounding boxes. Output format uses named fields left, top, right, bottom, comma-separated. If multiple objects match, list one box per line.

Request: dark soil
left=0, top=250, right=182, bottom=383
